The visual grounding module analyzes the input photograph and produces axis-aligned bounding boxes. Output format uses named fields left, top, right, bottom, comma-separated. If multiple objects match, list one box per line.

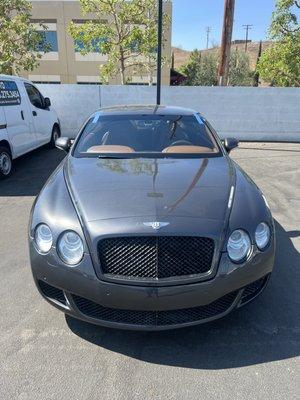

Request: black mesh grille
left=98, top=236, right=215, bottom=279
left=241, top=276, right=268, bottom=304
left=72, top=291, right=238, bottom=327
left=38, top=280, right=66, bottom=305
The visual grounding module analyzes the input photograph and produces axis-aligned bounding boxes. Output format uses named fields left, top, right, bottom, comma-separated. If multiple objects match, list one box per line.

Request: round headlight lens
left=255, top=222, right=271, bottom=250
left=35, top=224, right=53, bottom=253
left=227, top=229, right=251, bottom=263
left=57, top=231, right=84, bottom=265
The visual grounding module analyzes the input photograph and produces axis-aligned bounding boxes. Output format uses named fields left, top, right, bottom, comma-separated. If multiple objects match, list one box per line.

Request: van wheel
left=0, top=146, right=13, bottom=180
left=49, top=125, right=61, bottom=148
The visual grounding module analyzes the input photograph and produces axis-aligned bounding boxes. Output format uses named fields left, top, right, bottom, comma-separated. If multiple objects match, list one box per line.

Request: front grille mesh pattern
left=241, top=276, right=268, bottom=304
left=72, top=291, right=238, bottom=327
left=98, top=236, right=215, bottom=279
left=38, top=280, right=66, bottom=305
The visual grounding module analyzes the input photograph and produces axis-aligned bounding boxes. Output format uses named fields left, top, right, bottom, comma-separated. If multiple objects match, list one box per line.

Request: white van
left=0, top=75, right=60, bottom=179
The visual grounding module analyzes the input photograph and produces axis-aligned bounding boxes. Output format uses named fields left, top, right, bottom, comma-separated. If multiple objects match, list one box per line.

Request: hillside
left=172, top=41, right=273, bottom=71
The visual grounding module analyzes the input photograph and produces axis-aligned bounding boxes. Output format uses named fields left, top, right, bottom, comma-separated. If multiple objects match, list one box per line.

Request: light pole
left=156, top=0, right=163, bottom=105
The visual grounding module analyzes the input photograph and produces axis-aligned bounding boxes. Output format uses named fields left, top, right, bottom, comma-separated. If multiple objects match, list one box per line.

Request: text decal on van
left=0, top=80, right=21, bottom=106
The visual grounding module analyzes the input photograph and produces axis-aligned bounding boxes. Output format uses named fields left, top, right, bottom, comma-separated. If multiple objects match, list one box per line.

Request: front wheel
left=49, top=125, right=61, bottom=149
left=0, top=146, right=13, bottom=180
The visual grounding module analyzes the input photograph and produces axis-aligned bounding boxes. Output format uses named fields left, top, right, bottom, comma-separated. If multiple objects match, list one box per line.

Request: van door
left=0, top=107, right=6, bottom=130
left=1, top=79, right=36, bottom=157
left=0, top=107, right=7, bottom=143
left=23, top=83, right=53, bottom=146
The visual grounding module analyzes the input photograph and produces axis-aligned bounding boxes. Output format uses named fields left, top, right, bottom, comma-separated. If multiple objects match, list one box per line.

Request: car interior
left=76, top=115, right=219, bottom=155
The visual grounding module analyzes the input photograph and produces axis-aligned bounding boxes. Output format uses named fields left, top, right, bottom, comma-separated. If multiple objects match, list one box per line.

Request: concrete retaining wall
left=37, top=84, right=300, bottom=142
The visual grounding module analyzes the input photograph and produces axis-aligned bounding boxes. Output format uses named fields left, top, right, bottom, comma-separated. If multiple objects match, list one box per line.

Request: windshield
left=74, top=114, right=220, bottom=158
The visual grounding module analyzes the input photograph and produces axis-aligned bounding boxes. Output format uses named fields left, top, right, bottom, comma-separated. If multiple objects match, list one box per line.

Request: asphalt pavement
left=0, top=142, right=299, bottom=400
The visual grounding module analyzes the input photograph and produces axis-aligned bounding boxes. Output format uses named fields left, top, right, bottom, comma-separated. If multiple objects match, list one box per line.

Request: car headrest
left=162, top=146, right=215, bottom=154
left=87, top=145, right=135, bottom=153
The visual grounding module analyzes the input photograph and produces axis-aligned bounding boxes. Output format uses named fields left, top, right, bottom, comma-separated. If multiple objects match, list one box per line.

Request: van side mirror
left=223, top=138, right=239, bottom=153
left=44, top=97, right=51, bottom=109
left=55, top=137, right=71, bottom=152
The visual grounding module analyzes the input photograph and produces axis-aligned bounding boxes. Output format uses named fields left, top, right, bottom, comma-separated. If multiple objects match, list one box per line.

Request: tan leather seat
left=87, top=145, right=135, bottom=153
left=162, top=145, right=215, bottom=154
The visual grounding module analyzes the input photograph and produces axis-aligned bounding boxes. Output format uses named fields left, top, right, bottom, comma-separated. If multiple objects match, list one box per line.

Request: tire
left=0, top=146, right=13, bottom=180
left=49, top=125, right=61, bottom=149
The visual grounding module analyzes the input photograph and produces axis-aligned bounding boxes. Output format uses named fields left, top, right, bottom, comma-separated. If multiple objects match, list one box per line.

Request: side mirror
left=44, top=97, right=51, bottom=109
left=55, top=137, right=71, bottom=152
left=223, top=138, right=239, bottom=153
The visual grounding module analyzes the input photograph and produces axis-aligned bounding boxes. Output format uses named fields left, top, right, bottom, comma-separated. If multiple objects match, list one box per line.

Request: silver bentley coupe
left=29, top=105, right=275, bottom=330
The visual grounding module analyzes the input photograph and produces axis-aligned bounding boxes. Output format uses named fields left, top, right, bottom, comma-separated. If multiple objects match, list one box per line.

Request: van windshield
left=74, top=114, right=220, bottom=158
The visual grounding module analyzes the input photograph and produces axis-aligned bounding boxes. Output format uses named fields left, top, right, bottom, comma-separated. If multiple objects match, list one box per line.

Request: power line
left=205, top=27, right=212, bottom=49
left=243, top=24, right=253, bottom=52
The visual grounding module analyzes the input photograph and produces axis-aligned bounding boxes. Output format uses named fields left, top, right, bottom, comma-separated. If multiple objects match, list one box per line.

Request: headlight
left=35, top=224, right=53, bottom=253
left=57, top=231, right=84, bottom=265
left=255, top=222, right=271, bottom=250
left=227, top=229, right=251, bottom=263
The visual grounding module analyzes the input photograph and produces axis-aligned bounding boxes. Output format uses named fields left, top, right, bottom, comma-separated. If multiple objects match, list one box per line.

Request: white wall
left=37, top=84, right=300, bottom=141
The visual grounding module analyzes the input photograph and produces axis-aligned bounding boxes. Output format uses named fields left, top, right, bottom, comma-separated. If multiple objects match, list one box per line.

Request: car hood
left=64, top=156, right=233, bottom=225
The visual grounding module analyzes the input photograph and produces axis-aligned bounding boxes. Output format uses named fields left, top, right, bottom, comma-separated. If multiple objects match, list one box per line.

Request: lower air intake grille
left=241, top=276, right=269, bottom=305
left=72, top=291, right=238, bottom=327
left=98, top=236, right=215, bottom=280
left=38, top=280, right=66, bottom=305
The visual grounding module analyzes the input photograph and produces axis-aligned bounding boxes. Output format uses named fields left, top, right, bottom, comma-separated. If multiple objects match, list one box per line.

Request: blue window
left=37, top=31, right=58, bottom=52
left=128, top=40, right=156, bottom=54
left=129, top=40, right=140, bottom=52
left=74, top=37, right=106, bottom=53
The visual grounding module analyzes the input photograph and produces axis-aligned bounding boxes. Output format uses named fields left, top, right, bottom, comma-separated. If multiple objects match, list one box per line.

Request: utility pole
left=243, top=24, right=253, bottom=52
left=156, top=0, right=163, bottom=105
left=205, top=27, right=212, bottom=49
left=218, top=0, right=235, bottom=86
left=253, top=40, right=262, bottom=87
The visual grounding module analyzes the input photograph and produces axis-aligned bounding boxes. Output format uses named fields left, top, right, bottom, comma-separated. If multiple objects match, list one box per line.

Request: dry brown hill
left=172, top=41, right=273, bottom=71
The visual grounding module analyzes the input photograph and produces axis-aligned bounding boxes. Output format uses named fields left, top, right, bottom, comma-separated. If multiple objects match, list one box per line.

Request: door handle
left=21, top=110, right=24, bottom=120
left=32, top=111, right=37, bottom=116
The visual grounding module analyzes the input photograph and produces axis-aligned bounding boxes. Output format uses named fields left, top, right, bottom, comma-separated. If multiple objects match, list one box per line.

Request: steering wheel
left=170, top=140, right=193, bottom=147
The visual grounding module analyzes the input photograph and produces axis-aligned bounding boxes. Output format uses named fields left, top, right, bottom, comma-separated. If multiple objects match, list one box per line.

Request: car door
left=24, top=83, right=53, bottom=147
left=1, top=79, right=36, bottom=157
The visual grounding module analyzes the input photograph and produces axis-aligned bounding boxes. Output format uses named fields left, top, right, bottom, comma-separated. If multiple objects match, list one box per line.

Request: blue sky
left=172, top=0, right=276, bottom=50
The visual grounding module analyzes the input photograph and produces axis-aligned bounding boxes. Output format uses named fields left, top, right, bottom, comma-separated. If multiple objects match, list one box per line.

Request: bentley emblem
left=143, top=222, right=169, bottom=230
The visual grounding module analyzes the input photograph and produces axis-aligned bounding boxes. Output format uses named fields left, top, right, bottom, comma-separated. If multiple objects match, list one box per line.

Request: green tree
left=180, top=50, right=218, bottom=86
left=68, top=0, right=169, bottom=85
left=257, top=0, right=300, bottom=86
left=229, top=48, right=253, bottom=86
left=180, top=49, right=253, bottom=86
left=0, top=0, right=45, bottom=75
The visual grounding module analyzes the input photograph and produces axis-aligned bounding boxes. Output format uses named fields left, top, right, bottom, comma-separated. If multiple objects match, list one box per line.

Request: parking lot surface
left=0, top=142, right=299, bottom=400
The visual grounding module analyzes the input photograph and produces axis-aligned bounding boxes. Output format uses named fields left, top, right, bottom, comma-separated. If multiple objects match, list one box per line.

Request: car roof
left=97, top=105, right=197, bottom=116
left=0, top=74, right=33, bottom=84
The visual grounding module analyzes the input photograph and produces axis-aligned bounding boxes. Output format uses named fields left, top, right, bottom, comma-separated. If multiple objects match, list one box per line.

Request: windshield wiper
left=97, top=154, right=128, bottom=159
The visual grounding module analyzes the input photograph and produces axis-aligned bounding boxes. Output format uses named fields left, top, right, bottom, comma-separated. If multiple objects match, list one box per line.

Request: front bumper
left=30, top=241, right=275, bottom=330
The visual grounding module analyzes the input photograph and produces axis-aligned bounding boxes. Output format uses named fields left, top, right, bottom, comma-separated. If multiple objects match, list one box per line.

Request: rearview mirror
left=44, top=97, right=51, bottom=109
left=223, top=138, right=239, bottom=153
left=55, top=137, right=71, bottom=152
